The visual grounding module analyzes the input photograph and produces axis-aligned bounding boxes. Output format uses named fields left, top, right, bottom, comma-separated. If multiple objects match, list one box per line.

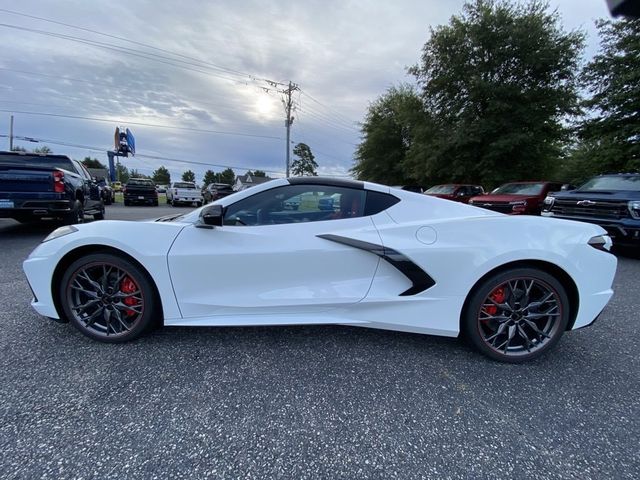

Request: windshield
left=491, top=183, right=544, bottom=195
left=128, top=179, right=154, bottom=186
left=578, top=175, right=640, bottom=192
left=426, top=185, right=456, bottom=194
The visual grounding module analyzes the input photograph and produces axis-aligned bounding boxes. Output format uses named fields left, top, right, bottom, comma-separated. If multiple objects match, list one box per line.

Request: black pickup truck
left=542, top=173, right=640, bottom=247
left=123, top=178, right=158, bottom=206
left=0, top=151, right=105, bottom=224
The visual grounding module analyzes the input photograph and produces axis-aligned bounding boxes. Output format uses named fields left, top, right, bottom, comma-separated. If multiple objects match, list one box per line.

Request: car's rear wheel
left=63, top=200, right=84, bottom=225
left=59, top=253, right=159, bottom=343
left=462, top=267, right=570, bottom=363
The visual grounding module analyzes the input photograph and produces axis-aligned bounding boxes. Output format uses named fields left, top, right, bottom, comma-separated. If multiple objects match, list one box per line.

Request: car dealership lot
left=0, top=205, right=639, bottom=479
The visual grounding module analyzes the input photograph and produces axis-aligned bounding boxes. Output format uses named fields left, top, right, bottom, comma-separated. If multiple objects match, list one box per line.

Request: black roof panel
left=287, top=176, right=364, bottom=190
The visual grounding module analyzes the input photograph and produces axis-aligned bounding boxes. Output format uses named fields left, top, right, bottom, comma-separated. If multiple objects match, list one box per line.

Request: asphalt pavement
left=0, top=202, right=639, bottom=479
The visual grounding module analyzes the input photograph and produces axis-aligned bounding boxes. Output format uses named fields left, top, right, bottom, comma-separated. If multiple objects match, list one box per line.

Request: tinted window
left=174, top=182, right=195, bottom=188
left=491, top=183, right=545, bottom=195
left=224, top=185, right=366, bottom=226
left=426, top=185, right=455, bottom=194
left=578, top=176, right=640, bottom=192
left=364, top=191, right=400, bottom=216
left=0, top=154, right=76, bottom=172
left=128, top=179, right=154, bottom=186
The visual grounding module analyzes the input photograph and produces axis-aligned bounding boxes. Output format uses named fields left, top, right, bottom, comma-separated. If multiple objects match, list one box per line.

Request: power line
left=0, top=134, right=285, bottom=175
left=300, top=89, right=360, bottom=127
left=0, top=109, right=282, bottom=140
left=0, top=7, right=287, bottom=86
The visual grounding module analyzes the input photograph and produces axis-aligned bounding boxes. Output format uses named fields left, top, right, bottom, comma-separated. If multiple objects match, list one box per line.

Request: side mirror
left=199, top=204, right=223, bottom=228
left=560, top=184, right=576, bottom=191
left=456, top=191, right=466, bottom=197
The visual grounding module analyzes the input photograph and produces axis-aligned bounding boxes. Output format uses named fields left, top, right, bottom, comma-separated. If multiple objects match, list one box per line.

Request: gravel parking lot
left=0, top=203, right=639, bottom=479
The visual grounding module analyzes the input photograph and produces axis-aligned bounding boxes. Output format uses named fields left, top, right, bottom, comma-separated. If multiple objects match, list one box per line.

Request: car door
left=168, top=184, right=383, bottom=318
left=75, top=161, right=101, bottom=210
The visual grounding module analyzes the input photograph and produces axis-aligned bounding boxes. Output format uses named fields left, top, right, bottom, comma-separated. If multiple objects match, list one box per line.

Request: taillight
left=53, top=171, right=65, bottom=193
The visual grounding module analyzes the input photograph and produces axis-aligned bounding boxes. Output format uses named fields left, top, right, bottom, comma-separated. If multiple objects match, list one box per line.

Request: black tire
left=462, top=267, right=570, bottom=363
left=152, top=200, right=159, bottom=206
left=63, top=200, right=84, bottom=225
left=59, top=253, right=159, bottom=343
left=124, top=199, right=130, bottom=206
left=94, top=207, right=105, bottom=221
left=166, top=198, right=172, bottom=205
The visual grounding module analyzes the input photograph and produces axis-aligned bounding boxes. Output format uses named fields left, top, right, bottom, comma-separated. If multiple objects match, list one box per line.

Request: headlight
left=42, top=225, right=78, bottom=243
left=543, top=196, right=555, bottom=210
left=628, top=200, right=640, bottom=219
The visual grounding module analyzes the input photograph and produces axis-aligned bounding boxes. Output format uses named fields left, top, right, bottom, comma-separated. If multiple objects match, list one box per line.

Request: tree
left=252, top=170, right=267, bottom=177
left=152, top=165, right=171, bottom=185
left=352, top=85, right=427, bottom=184
left=203, top=169, right=217, bottom=186
left=219, top=168, right=236, bottom=185
left=291, top=143, right=318, bottom=176
left=394, top=0, right=584, bottom=188
left=11, top=146, right=27, bottom=152
left=82, top=157, right=107, bottom=169
left=576, top=18, right=640, bottom=176
left=33, top=146, right=52, bottom=154
left=182, top=170, right=196, bottom=182
left=116, top=164, right=129, bottom=183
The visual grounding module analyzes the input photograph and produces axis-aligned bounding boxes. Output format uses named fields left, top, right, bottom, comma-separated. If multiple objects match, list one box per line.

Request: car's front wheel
left=59, top=253, right=159, bottom=343
left=462, top=267, right=570, bottom=363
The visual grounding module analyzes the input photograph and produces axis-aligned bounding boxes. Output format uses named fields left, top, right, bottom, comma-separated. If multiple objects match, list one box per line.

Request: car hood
left=550, top=190, right=640, bottom=201
left=470, top=194, right=541, bottom=203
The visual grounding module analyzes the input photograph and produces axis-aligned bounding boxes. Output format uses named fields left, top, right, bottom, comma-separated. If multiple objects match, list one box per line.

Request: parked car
left=23, top=177, right=616, bottom=363
left=123, top=178, right=158, bottom=206
left=111, top=181, right=123, bottom=192
left=469, top=181, right=565, bottom=215
left=167, top=182, right=203, bottom=206
left=97, top=179, right=114, bottom=205
left=156, top=184, right=168, bottom=194
left=425, top=184, right=485, bottom=203
left=542, top=173, right=640, bottom=247
left=0, top=151, right=104, bottom=224
left=202, top=183, right=234, bottom=204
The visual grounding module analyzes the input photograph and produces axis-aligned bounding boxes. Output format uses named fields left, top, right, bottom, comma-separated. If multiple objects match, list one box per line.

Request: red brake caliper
left=120, top=277, right=139, bottom=316
left=485, top=287, right=505, bottom=317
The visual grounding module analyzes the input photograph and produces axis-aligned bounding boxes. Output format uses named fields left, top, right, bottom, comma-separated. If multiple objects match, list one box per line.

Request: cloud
left=0, top=0, right=609, bottom=183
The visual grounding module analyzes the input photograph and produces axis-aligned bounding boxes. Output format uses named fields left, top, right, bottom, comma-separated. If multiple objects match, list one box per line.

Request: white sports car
left=23, top=177, right=617, bottom=362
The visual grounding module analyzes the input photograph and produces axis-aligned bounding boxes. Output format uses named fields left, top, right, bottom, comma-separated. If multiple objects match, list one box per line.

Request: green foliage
left=203, top=169, right=217, bottom=186
left=573, top=18, right=640, bottom=177
left=253, top=170, right=267, bottom=177
left=33, top=146, right=52, bottom=154
left=355, top=0, right=585, bottom=188
left=116, top=164, right=129, bottom=183
left=129, top=168, right=149, bottom=179
left=181, top=170, right=196, bottom=183
left=11, top=146, right=27, bottom=152
left=81, top=157, right=107, bottom=169
left=152, top=165, right=171, bottom=185
left=219, top=168, right=236, bottom=185
left=352, top=85, right=426, bottom=185
left=291, top=143, right=318, bottom=176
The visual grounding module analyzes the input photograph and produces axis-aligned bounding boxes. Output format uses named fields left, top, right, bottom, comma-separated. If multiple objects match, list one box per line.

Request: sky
left=0, top=0, right=612, bottom=184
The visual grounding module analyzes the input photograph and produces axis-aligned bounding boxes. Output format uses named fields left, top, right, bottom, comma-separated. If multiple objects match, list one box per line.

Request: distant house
left=234, top=172, right=272, bottom=191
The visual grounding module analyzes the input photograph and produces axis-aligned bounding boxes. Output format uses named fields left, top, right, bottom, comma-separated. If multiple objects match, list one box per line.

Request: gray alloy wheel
left=59, top=253, right=158, bottom=343
left=463, top=267, right=570, bottom=363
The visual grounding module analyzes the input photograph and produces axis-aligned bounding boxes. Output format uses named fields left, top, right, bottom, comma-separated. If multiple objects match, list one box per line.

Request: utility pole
left=282, top=81, right=299, bottom=177
left=9, top=115, right=14, bottom=151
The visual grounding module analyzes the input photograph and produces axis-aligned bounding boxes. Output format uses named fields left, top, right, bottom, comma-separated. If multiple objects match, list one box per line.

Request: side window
left=76, top=162, right=91, bottom=179
left=224, top=185, right=366, bottom=226
left=364, top=191, right=400, bottom=216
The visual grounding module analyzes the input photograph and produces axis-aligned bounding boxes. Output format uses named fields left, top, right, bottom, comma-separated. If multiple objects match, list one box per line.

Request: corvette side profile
left=23, top=177, right=617, bottom=362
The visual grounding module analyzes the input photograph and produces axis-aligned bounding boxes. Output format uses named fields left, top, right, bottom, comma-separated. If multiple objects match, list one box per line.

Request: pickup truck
left=167, top=181, right=203, bottom=206
left=469, top=181, right=565, bottom=215
left=0, top=151, right=104, bottom=224
left=123, top=178, right=159, bottom=206
left=542, top=173, right=640, bottom=247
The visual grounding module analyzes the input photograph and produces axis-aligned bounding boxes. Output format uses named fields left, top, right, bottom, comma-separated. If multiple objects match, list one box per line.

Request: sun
left=255, top=95, right=276, bottom=117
